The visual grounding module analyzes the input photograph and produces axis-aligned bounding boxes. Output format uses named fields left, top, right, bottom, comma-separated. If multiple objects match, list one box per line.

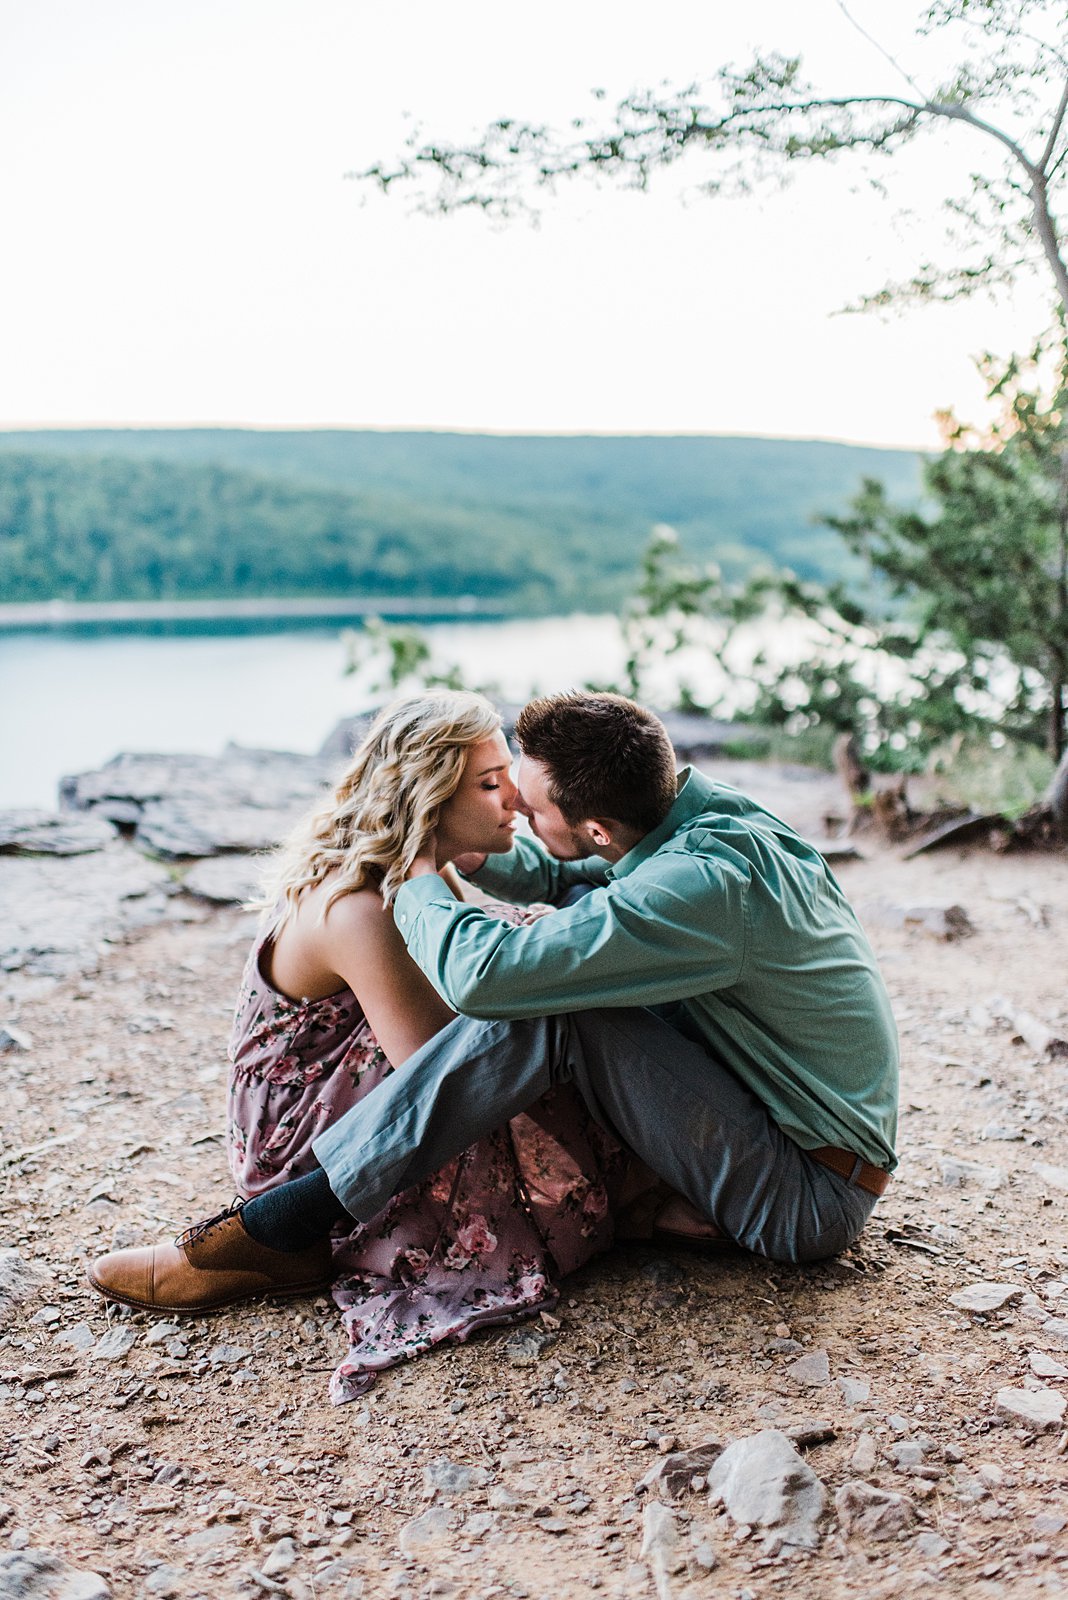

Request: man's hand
left=451, top=851, right=487, bottom=878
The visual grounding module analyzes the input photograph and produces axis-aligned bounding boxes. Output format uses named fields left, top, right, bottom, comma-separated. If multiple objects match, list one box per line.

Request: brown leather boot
left=87, top=1202, right=334, bottom=1314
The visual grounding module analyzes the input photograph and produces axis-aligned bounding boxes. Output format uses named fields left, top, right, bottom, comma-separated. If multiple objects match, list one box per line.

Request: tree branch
left=922, top=99, right=1037, bottom=177
left=1039, top=74, right=1068, bottom=173
left=836, top=0, right=928, bottom=99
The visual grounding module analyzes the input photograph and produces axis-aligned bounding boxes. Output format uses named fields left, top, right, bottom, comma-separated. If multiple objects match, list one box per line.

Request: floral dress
left=226, top=906, right=633, bottom=1404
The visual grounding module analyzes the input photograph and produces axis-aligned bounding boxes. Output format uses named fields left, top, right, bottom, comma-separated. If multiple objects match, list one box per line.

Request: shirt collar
left=605, top=766, right=715, bottom=880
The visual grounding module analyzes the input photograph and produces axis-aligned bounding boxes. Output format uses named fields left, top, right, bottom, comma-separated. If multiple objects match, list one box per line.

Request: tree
left=359, top=1, right=1068, bottom=313
left=613, top=523, right=995, bottom=773
left=829, top=335, right=1068, bottom=760
left=616, top=341, right=1068, bottom=768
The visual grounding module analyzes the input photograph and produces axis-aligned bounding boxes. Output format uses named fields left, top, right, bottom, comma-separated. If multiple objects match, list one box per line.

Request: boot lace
left=176, top=1197, right=245, bottom=1251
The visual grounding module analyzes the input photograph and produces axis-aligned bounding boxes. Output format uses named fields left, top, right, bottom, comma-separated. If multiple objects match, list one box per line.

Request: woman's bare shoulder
left=320, top=884, right=395, bottom=941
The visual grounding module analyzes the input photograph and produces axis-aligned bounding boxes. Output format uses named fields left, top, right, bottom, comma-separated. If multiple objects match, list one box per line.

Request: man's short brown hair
left=515, top=692, right=677, bottom=834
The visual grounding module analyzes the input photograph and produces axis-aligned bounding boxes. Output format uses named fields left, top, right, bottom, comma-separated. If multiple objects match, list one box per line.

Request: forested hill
left=0, top=430, right=924, bottom=611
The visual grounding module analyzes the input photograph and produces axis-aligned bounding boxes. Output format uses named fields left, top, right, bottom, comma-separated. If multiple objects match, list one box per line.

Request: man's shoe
left=87, top=1201, right=334, bottom=1314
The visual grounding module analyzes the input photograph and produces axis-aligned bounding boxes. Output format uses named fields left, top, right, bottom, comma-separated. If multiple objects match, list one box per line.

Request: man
left=89, top=692, right=897, bottom=1310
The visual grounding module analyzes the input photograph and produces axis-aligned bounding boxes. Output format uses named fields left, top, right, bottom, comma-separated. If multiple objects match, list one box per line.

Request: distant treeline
left=0, top=430, right=925, bottom=610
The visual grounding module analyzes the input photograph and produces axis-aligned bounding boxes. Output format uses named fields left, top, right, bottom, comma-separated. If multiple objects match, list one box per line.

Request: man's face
left=515, top=755, right=597, bottom=859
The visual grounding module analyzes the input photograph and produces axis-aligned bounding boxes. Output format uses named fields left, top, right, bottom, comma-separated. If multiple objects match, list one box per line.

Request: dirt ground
left=3, top=794, right=1068, bottom=1600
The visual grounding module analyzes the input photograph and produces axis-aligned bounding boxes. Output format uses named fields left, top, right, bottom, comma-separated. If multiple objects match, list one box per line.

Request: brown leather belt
left=809, top=1145, right=892, bottom=1197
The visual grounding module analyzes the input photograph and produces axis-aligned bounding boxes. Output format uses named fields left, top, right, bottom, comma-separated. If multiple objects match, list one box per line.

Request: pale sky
left=0, top=0, right=1056, bottom=448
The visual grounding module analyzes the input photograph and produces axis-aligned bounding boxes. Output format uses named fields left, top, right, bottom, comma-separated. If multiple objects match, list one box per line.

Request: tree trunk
left=1049, top=746, right=1068, bottom=839
left=1029, top=172, right=1068, bottom=311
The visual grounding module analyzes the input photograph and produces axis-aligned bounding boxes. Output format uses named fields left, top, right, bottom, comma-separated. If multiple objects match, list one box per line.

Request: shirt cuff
left=393, top=873, right=457, bottom=940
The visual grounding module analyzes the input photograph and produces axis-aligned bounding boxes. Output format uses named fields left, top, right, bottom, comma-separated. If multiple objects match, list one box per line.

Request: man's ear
left=585, top=818, right=614, bottom=849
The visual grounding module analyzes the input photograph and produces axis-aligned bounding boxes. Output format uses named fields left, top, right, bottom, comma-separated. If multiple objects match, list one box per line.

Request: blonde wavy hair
left=255, top=690, right=502, bottom=921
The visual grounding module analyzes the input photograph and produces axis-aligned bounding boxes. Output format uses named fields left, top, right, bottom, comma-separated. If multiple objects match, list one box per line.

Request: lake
left=1, top=616, right=633, bottom=810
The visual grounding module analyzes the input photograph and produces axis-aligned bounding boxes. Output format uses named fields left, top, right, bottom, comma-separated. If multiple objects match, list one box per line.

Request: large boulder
left=0, top=810, right=116, bottom=857
left=0, top=845, right=175, bottom=978
left=60, top=746, right=335, bottom=859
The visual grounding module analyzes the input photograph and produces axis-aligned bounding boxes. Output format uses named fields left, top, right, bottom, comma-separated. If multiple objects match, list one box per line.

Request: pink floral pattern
left=226, top=907, right=633, bottom=1404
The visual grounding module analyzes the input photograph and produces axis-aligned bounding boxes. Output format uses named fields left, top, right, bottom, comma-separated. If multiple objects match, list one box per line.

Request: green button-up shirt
left=393, top=767, right=898, bottom=1169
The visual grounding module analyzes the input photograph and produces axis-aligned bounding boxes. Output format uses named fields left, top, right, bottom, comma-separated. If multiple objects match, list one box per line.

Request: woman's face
left=436, top=731, right=519, bottom=858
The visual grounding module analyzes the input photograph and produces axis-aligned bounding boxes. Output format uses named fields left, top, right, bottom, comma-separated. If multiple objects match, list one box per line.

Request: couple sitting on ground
left=89, top=691, right=898, bottom=1396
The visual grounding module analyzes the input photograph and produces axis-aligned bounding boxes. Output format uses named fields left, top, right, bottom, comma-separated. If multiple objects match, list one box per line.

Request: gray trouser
left=312, top=1007, right=879, bottom=1265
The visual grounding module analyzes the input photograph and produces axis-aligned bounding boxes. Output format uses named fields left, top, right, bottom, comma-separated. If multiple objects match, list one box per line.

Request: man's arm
left=466, top=833, right=611, bottom=906
left=392, top=851, right=746, bottom=1017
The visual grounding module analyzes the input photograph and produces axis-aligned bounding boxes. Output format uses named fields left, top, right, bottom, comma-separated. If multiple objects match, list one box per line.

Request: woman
left=223, top=690, right=634, bottom=1402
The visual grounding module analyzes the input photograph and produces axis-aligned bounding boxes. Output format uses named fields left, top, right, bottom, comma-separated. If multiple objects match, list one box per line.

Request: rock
left=784, top=1419, right=836, bottom=1449
left=91, top=1326, right=137, bottom=1361
left=892, top=1441, right=925, bottom=1469
left=785, top=1350, right=830, bottom=1387
left=0, top=809, right=116, bottom=856
left=939, top=1158, right=1003, bottom=1192
left=60, top=747, right=335, bottom=859
left=1034, top=1163, right=1068, bottom=1192
left=659, top=711, right=764, bottom=762
left=982, top=1122, right=1024, bottom=1141
left=318, top=714, right=377, bottom=762
left=0, top=1250, right=49, bottom=1317
left=181, top=1526, right=235, bottom=1551
left=706, top=1429, right=825, bottom=1554
left=398, top=1507, right=453, bottom=1553
left=1041, top=1316, right=1068, bottom=1346
left=136, top=801, right=297, bottom=858
left=144, top=1322, right=183, bottom=1346
left=0, top=845, right=174, bottom=979
left=1029, top=1350, right=1068, bottom=1379
left=837, top=1377, right=871, bottom=1406
left=989, top=997, right=1068, bottom=1060
left=810, top=840, right=863, bottom=863
left=1033, top=1512, right=1067, bottom=1536
left=860, top=899, right=974, bottom=940
left=316, top=1566, right=362, bottom=1600
left=913, top=1531, right=951, bottom=1559
left=0, top=1551, right=110, bottom=1598
left=423, top=1459, right=491, bottom=1495
left=902, top=812, right=1005, bottom=858
left=849, top=1434, right=878, bottom=1475
left=261, top=1538, right=298, bottom=1576
left=142, top=1567, right=184, bottom=1597
left=53, top=1323, right=96, bottom=1353
left=948, top=1282, right=1022, bottom=1313
left=640, top=1503, right=686, bottom=1600
left=835, top=1481, right=917, bottom=1540
left=637, top=1441, right=724, bottom=1500
left=995, top=1385, right=1067, bottom=1430
left=503, top=1328, right=553, bottom=1366
left=181, top=855, right=261, bottom=905
left=462, top=1512, right=497, bottom=1539
left=0, top=1024, right=33, bottom=1052
left=208, top=1343, right=250, bottom=1365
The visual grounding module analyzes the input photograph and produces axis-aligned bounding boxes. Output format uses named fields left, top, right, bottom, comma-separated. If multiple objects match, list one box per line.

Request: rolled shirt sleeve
left=393, top=850, right=747, bottom=1019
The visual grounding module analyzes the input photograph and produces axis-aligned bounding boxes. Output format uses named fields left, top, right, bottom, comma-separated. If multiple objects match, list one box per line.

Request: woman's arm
left=319, top=892, right=457, bottom=1068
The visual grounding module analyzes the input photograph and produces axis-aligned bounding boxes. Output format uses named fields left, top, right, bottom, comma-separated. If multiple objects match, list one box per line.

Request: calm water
left=1, top=616, right=630, bottom=809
